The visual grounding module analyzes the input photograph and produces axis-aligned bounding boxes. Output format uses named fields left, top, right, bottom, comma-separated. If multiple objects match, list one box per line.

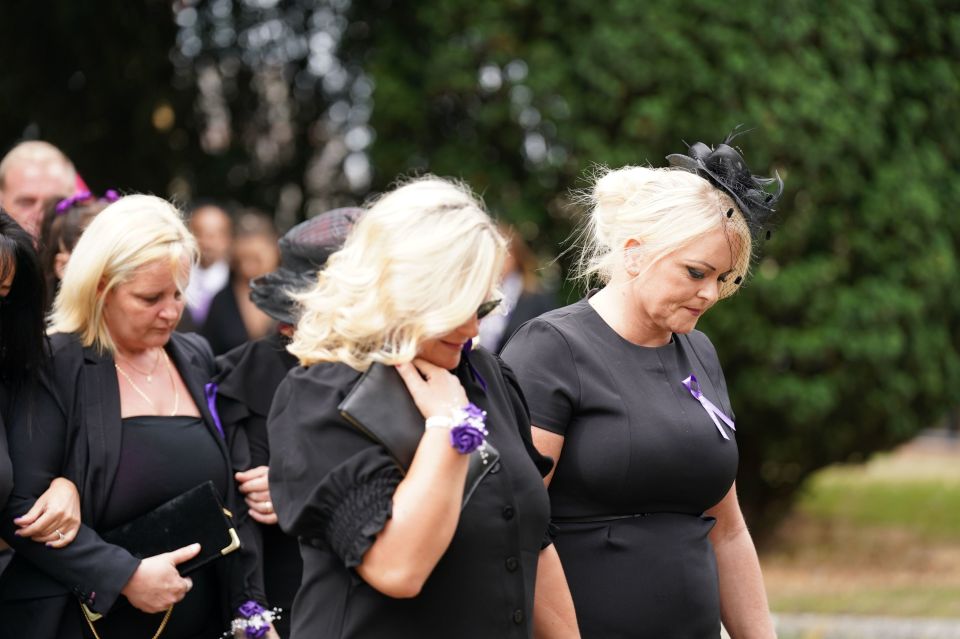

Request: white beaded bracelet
left=425, top=415, right=454, bottom=429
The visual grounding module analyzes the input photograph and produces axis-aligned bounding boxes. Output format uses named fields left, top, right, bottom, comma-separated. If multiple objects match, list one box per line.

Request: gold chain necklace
left=115, top=348, right=162, bottom=383
left=115, top=350, right=180, bottom=416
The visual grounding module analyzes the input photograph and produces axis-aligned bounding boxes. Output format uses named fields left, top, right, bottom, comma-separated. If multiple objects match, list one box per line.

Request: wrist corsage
left=425, top=402, right=490, bottom=462
left=223, top=601, right=282, bottom=639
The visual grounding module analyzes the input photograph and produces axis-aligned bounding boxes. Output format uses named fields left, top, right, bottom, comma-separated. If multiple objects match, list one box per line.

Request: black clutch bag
left=100, top=480, right=240, bottom=576
left=338, top=362, right=499, bottom=508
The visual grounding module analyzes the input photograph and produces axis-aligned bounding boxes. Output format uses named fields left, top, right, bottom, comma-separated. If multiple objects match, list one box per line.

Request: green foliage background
left=345, top=0, right=960, bottom=534
left=3, top=0, right=959, bottom=535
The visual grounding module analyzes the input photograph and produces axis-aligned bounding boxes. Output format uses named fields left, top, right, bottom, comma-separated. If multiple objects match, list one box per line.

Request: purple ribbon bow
left=681, top=374, right=736, bottom=440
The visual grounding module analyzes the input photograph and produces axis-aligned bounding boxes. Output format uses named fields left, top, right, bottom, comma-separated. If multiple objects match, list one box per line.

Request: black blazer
left=0, top=332, right=265, bottom=638
left=0, top=410, right=11, bottom=513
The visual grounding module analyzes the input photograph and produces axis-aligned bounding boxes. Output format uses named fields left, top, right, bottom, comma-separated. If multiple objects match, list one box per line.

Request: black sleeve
left=0, top=376, right=140, bottom=614
left=501, top=318, right=580, bottom=436
left=268, top=366, right=403, bottom=569
left=495, top=356, right=554, bottom=478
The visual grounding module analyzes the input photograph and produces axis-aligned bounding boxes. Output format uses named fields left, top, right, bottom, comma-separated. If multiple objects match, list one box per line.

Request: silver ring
left=56, top=529, right=65, bottom=542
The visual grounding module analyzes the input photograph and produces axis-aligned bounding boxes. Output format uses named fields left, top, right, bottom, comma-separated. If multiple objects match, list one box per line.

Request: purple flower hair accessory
left=54, top=189, right=120, bottom=215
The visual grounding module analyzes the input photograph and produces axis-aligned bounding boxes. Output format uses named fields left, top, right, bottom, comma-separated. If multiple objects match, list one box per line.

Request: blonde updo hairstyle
left=575, top=166, right=752, bottom=299
left=49, top=194, right=197, bottom=353
left=289, top=176, right=506, bottom=370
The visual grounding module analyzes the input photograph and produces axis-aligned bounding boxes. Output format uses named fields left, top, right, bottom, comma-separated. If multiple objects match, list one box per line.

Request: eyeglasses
left=477, top=298, right=502, bottom=320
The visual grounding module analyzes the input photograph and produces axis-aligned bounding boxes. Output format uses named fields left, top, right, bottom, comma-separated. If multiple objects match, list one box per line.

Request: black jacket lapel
left=80, top=346, right=123, bottom=525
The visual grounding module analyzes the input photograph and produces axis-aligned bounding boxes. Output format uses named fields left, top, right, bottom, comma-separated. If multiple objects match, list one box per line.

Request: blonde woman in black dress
left=268, top=177, right=579, bottom=639
left=503, top=137, right=781, bottom=638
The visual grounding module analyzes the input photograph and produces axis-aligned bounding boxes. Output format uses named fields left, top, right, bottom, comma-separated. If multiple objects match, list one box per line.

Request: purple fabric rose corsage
left=449, top=403, right=489, bottom=460
left=424, top=403, right=491, bottom=462
left=225, top=600, right=281, bottom=639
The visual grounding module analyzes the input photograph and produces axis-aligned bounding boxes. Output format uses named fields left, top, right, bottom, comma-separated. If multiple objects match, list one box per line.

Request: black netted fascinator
left=666, top=129, right=783, bottom=240
left=249, top=207, right=362, bottom=324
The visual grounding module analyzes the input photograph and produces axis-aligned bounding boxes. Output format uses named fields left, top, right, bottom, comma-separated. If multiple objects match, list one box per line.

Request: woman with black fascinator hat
left=502, top=132, right=782, bottom=638
left=209, top=207, right=362, bottom=638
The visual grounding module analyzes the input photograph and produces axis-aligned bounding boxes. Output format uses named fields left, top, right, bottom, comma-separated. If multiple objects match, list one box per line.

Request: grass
left=797, top=453, right=960, bottom=540
left=760, top=437, right=960, bottom=618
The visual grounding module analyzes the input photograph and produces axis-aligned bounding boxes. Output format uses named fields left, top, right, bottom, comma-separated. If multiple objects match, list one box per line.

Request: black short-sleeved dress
left=501, top=296, right=739, bottom=639
left=267, top=348, right=552, bottom=639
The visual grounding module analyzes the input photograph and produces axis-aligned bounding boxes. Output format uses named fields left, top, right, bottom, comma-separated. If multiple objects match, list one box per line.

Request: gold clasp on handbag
left=221, top=527, right=241, bottom=556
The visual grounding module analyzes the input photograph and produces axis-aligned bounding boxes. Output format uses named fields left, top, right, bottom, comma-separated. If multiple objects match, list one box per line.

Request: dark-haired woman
left=212, top=207, right=361, bottom=637
left=38, top=190, right=115, bottom=311
left=0, top=210, right=83, bottom=564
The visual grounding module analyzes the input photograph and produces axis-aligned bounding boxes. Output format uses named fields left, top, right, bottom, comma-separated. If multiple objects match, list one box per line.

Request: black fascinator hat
left=249, top=207, right=362, bottom=324
left=666, top=128, right=783, bottom=240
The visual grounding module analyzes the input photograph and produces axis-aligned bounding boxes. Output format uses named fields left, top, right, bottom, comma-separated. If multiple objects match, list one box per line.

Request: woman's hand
left=395, top=359, right=468, bottom=419
left=121, top=543, right=201, bottom=613
left=13, top=476, right=81, bottom=548
left=235, top=466, right=277, bottom=525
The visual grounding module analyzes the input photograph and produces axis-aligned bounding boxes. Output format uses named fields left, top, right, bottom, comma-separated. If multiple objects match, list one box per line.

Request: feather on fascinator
left=666, top=129, right=783, bottom=240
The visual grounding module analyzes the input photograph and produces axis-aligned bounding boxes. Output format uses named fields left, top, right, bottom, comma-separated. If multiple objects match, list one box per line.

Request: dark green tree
left=0, top=1, right=190, bottom=197
left=344, top=0, right=960, bottom=536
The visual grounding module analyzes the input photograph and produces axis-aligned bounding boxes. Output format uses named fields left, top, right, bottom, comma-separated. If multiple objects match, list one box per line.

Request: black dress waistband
left=553, top=512, right=704, bottom=523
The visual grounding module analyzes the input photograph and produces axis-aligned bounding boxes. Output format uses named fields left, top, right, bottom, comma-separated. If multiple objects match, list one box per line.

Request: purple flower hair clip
left=54, top=189, right=120, bottom=215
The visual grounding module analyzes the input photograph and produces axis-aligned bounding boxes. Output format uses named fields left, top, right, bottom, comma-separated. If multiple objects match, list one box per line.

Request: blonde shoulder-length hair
left=49, top=194, right=197, bottom=353
left=289, top=176, right=506, bottom=370
left=574, top=165, right=752, bottom=299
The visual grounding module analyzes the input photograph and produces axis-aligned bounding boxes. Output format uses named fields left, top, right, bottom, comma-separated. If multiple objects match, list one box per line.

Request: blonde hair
left=289, top=176, right=506, bottom=370
left=49, top=194, right=197, bottom=353
left=574, top=166, right=752, bottom=298
left=0, top=141, right=76, bottom=191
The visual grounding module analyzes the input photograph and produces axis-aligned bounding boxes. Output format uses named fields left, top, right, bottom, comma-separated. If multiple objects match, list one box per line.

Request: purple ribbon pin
left=681, top=374, right=735, bottom=440
left=204, top=382, right=226, bottom=439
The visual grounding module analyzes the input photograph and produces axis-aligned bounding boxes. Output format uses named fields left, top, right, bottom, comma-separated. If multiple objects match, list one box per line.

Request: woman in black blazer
left=0, top=196, right=273, bottom=639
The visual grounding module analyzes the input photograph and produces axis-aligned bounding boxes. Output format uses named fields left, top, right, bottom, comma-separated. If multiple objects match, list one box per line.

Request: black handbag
left=338, top=362, right=499, bottom=508
left=81, top=481, right=240, bottom=630
left=100, top=480, right=240, bottom=574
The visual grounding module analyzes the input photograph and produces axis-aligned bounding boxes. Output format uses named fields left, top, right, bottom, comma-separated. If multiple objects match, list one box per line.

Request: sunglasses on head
left=476, top=298, right=502, bottom=320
